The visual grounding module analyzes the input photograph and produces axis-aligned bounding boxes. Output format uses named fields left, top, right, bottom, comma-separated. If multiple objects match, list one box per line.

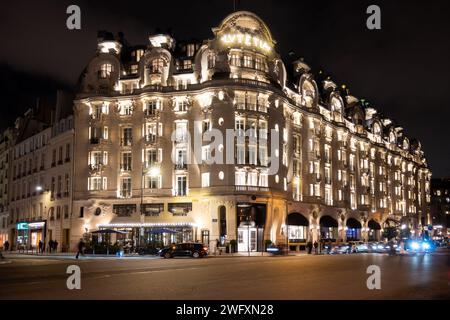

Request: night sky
left=0, top=0, right=449, bottom=177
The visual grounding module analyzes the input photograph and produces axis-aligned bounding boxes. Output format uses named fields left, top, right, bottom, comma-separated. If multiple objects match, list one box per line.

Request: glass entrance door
left=237, top=227, right=257, bottom=252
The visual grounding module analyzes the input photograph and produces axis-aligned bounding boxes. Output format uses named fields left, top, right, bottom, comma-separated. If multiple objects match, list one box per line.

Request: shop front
left=15, top=221, right=46, bottom=250
left=94, top=223, right=196, bottom=252
left=346, top=218, right=362, bottom=241
left=368, top=219, right=381, bottom=241
left=287, top=212, right=309, bottom=251
left=319, top=215, right=338, bottom=242
left=236, top=203, right=266, bottom=252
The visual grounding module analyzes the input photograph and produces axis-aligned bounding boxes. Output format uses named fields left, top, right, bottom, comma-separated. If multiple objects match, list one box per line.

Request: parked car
left=159, top=242, right=208, bottom=259
left=137, top=246, right=160, bottom=255
left=330, top=243, right=352, bottom=254
left=369, top=242, right=388, bottom=253
left=353, top=241, right=369, bottom=253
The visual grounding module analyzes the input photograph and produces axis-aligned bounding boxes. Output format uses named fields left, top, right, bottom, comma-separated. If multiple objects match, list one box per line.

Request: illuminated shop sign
left=28, top=222, right=45, bottom=229
left=17, top=223, right=29, bottom=230
left=221, top=33, right=271, bottom=52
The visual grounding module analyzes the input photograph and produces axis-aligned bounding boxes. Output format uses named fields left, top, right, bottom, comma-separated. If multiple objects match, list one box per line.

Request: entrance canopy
left=320, top=215, right=338, bottom=228
left=91, top=229, right=127, bottom=235
left=287, top=213, right=309, bottom=226
left=148, top=228, right=179, bottom=234
left=368, top=219, right=381, bottom=230
left=346, top=218, right=362, bottom=229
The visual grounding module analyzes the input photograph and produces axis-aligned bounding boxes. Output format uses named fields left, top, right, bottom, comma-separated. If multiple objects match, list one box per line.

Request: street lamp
left=140, top=163, right=161, bottom=244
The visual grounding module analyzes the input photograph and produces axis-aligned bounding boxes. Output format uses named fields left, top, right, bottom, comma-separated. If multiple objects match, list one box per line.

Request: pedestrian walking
left=3, top=240, right=9, bottom=251
left=216, top=239, right=221, bottom=255
left=54, top=240, right=58, bottom=253
left=313, top=241, right=318, bottom=254
left=75, top=239, right=85, bottom=259
left=38, top=240, right=43, bottom=254
left=306, top=241, right=313, bottom=254
left=48, top=240, right=53, bottom=253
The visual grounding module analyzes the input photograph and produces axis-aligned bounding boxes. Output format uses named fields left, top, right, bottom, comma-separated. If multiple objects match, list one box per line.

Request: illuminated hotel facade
left=66, top=11, right=431, bottom=252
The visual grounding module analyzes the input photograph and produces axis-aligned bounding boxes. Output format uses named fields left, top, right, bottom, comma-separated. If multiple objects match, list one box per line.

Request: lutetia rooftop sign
left=220, top=33, right=271, bottom=52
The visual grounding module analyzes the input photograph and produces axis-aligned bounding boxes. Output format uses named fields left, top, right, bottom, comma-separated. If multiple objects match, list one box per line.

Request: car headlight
left=422, top=242, right=430, bottom=250
left=411, top=241, right=420, bottom=250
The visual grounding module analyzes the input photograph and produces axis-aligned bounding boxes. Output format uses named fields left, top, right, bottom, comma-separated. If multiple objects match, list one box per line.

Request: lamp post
left=140, top=162, right=161, bottom=246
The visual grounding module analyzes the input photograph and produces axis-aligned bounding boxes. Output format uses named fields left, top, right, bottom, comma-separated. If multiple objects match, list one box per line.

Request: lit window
left=201, top=172, right=210, bottom=188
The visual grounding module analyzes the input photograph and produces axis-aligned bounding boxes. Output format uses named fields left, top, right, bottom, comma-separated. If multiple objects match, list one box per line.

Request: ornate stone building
left=70, top=11, right=431, bottom=252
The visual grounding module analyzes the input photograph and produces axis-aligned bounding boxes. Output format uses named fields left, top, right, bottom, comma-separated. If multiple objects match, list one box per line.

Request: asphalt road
left=0, top=251, right=448, bottom=300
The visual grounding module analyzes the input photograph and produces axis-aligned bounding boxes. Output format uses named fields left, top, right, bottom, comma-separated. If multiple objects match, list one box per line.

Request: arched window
left=389, top=131, right=396, bottom=144
left=331, top=97, right=342, bottom=113
left=302, top=80, right=316, bottom=108
left=403, top=138, right=409, bottom=150
left=373, top=122, right=381, bottom=136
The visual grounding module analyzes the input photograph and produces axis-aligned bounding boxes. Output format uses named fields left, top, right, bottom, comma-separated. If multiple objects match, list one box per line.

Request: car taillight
left=203, top=247, right=208, bottom=251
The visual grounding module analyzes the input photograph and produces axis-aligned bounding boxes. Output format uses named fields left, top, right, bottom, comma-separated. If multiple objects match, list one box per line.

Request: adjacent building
left=0, top=128, right=14, bottom=248
left=67, top=11, right=431, bottom=252
left=429, top=178, right=450, bottom=238
left=7, top=92, right=74, bottom=252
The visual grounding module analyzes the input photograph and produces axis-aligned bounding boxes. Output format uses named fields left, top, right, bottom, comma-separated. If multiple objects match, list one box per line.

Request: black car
left=159, top=243, right=208, bottom=258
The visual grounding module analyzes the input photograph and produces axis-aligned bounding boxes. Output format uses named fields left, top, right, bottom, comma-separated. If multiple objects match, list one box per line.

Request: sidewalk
left=2, top=250, right=310, bottom=260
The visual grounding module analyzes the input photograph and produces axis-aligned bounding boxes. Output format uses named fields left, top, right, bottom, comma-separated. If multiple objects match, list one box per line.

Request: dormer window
left=186, top=44, right=195, bottom=57
left=207, top=53, right=216, bottom=69
left=373, top=122, right=381, bottom=136
left=150, top=58, right=165, bottom=73
left=99, top=63, right=113, bottom=79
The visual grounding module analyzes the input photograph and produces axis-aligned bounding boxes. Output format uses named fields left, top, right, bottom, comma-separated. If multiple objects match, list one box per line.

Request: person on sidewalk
left=313, top=241, right=318, bottom=254
left=216, top=239, right=220, bottom=255
left=54, top=240, right=58, bottom=253
left=3, top=240, right=9, bottom=252
left=75, top=239, right=85, bottom=259
left=48, top=240, right=53, bottom=253
left=306, top=241, right=313, bottom=254
left=38, top=240, right=43, bottom=254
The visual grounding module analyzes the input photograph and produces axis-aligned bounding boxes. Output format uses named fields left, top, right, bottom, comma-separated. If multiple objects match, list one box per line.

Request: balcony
left=235, top=186, right=269, bottom=192
left=120, top=164, right=132, bottom=172
left=118, top=191, right=132, bottom=199
left=144, top=134, right=158, bottom=144
left=90, top=137, right=100, bottom=145
left=144, top=109, right=160, bottom=118
left=174, top=135, right=188, bottom=144
left=89, top=163, right=103, bottom=172
left=174, top=163, right=187, bottom=170
left=120, top=138, right=133, bottom=147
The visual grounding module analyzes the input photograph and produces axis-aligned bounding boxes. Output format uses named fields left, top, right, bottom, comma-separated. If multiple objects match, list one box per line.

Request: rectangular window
left=121, top=127, right=133, bottom=146
left=236, top=144, right=245, bottom=165
left=243, top=55, right=253, bottom=68
left=121, top=152, right=132, bottom=171
left=235, top=171, right=246, bottom=186
left=248, top=145, right=257, bottom=165
left=176, top=175, right=187, bottom=196
left=88, top=177, right=103, bottom=191
left=145, top=175, right=161, bottom=189
left=259, top=172, right=268, bottom=187
left=120, top=177, right=132, bottom=198
left=201, top=172, right=210, bottom=188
